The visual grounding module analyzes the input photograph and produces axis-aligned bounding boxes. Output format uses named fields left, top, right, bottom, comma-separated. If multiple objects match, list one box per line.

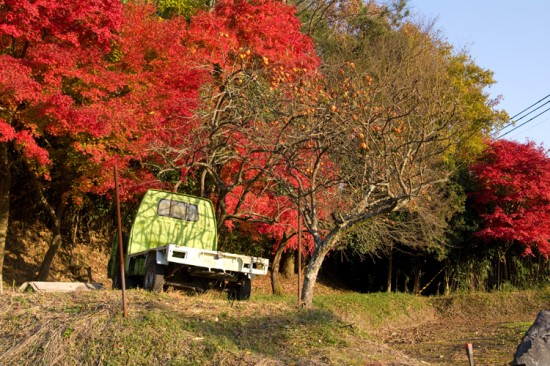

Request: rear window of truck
left=157, top=199, right=199, bottom=222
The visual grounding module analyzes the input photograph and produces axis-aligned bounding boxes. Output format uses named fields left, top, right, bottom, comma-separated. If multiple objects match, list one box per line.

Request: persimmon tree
left=266, top=14, right=506, bottom=306
left=470, top=140, right=550, bottom=260
left=147, top=0, right=319, bottom=248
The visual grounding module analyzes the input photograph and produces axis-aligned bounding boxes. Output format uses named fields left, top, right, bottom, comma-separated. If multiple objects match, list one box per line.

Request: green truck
left=108, top=189, right=269, bottom=300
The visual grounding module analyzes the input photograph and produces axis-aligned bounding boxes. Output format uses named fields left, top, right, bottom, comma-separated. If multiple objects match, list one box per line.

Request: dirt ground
left=251, top=273, right=534, bottom=366
left=378, top=318, right=530, bottom=365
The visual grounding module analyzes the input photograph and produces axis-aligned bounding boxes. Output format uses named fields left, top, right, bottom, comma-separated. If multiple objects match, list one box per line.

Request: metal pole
left=297, top=190, right=302, bottom=307
left=114, top=164, right=128, bottom=318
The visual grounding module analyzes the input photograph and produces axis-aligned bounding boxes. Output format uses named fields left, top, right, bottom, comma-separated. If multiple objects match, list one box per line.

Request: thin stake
left=114, top=164, right=128, bottom=318
left=297, top=189, right=302, bottom=307
left=465, top=343, right=474, bottom=366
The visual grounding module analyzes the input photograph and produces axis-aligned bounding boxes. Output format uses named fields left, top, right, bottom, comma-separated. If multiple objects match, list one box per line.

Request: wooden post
left=465, top=343, right=474, bottom=366
left=297, top=190, right=302, bottom=307
left=114, top=164, right=128, bottom=318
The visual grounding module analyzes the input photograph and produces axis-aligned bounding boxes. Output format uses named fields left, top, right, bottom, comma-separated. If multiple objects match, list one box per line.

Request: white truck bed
left=131, top=244, right=269, bottom=276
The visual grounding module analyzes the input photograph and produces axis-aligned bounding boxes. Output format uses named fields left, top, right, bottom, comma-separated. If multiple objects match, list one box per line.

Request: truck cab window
left=158, top=199, right=199, bottom=222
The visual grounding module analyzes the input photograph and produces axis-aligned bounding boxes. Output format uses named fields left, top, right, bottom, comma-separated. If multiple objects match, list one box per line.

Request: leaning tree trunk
left=301, top=243, right=332, bottom=308
left=34, top=180, right=67, bottom=281
left=36, top=212, right=64, bottom=281
left=271, top=236, right=289, bottom=296
left=0, top=142, right=10, bottom=295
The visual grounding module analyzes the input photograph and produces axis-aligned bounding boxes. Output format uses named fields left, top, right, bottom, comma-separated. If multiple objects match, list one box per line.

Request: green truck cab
left=108, top=189, right=269, bottom=300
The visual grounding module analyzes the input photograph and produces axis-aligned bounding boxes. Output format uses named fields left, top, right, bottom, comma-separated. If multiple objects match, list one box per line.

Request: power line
left=510, top=93, right=550, bottom=120
left=499, top=105, right=550, bottom=138
left=507, top=115, right=550, bottom=139
left=493, top=93, right=550, bottom=136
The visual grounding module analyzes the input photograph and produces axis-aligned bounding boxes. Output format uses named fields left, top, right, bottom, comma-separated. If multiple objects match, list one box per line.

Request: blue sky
left=408, top=0, right=550, bottom=147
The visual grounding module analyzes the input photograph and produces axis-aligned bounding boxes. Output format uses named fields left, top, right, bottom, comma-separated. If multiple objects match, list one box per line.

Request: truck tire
left=229, top=277, right=251, bottom=301
left=144, top=254, right=166, bottom=292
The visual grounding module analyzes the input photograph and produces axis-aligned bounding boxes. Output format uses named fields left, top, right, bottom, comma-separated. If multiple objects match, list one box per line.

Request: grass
left=0, top=286, right=548, bottom=366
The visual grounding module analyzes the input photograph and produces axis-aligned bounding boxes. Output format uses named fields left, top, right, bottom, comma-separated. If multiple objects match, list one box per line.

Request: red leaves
left=185, top=0, right=319, bottom=72
left=471, top=140, right=550, bottom=256
left=0, top=0, right=321, bottom=229
left=0, top=0, right=122, bottom=47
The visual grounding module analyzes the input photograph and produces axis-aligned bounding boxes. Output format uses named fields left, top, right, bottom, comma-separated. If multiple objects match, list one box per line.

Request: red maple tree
left=148, top=0, right=321, bottom=249
left=470, top=139, right=550, bottom=257
left=0, top=0, right=133, bottom=282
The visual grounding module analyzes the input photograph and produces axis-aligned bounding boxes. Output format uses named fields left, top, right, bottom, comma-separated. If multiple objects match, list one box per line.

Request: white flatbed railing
left=130, top=244, right=269, bottom=276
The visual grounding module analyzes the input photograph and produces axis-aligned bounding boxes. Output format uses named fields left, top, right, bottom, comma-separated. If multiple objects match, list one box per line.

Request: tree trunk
left=301, top=243, right=331, bottom=308
left=0, top=142, right=10, bottom=295
left=413, top=252, right=423, bottom=295
left=497, top=253, right=502, bottom=290
left=444, top=259, right=450, bottom=296
left=271, top=238, right=288, bottom=296
left=386, top=244, right=393, bottom=293
left=35, top=188, right=67, bottom=281
left=503, top=253, right=509, bottom=284
left=281, top=250, right=295, bottom=278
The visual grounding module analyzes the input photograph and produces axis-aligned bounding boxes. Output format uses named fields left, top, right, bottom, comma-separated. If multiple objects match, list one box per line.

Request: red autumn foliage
left=1, top=0, right=322, bottom=252
left=171, top=0, right=320, bottom=251
left=185, top=0, right=319, bottom=72
left=470, top=140, right=550, bottom=256
left=0, top=0, right=131, bottom=196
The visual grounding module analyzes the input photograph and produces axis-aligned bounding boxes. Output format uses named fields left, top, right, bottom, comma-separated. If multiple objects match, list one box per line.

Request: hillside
left=2, top=219, right=548, bottom=365
left=1, top=283, right=548, bottom=365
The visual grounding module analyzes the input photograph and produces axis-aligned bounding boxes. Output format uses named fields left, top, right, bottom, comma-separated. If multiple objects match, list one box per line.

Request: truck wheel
left=229, top=277, right=251, bottom=301
left=144, top=255, right=166, bottom=292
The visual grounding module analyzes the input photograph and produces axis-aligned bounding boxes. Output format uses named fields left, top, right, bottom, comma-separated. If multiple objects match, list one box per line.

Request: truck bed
left=129, top=244, right=269, bottom=277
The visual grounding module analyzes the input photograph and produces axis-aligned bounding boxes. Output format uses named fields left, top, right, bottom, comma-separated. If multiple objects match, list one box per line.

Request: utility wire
left=508, top=98, right=550, bottom=124
left=493, top=93, right=550, bottom=136
left=499, top=105, right=550, bottom=138
left=510, top=93, right=550, bottom=120
left=506, top=115, right=550, bottom=139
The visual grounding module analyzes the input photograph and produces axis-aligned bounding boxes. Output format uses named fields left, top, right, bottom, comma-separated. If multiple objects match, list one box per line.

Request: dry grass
left=2, top=286, right=546, bottom=366
left=0, top=287, right=434, bottom=366
left=2, top=221, right=547, bottom=365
